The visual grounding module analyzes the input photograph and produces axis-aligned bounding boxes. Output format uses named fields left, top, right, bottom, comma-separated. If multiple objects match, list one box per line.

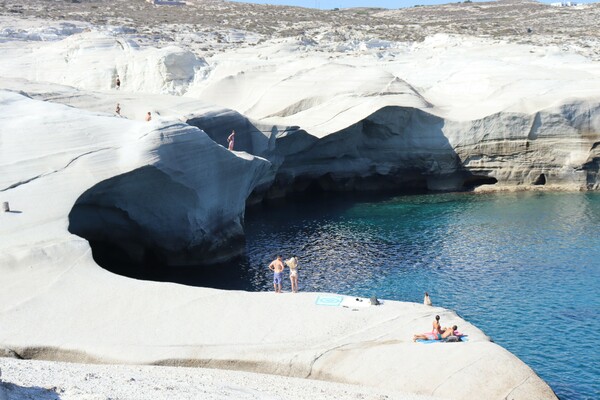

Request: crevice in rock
left=305, top=342, right=354, bottom=379
left=431, top=355, right=486, bottom=396
left=185, top=112, right=273, bottom=156
left=527, top=112, right=542, bottom=140
left=0, top=147, right=112, bottom=192
left=502, top=376, right=533, bottom=400
left=582, top=157, right=600, bottom=189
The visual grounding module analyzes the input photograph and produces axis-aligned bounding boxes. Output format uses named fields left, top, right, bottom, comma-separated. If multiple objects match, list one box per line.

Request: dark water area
left=241, top=191, right=600, bottom=400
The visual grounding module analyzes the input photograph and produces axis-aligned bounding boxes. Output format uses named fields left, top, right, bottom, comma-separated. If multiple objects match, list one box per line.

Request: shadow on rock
left=0, top=382, right=61, bottom=400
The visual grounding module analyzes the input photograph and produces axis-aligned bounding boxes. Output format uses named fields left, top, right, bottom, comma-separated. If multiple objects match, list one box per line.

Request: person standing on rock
left=285, top=255, right=299, bottom=293
left=268, top=255, right=285, bottom=293
left=227, top=130, right=235, bottom=150
left=424, top=292, right=432, bottom=306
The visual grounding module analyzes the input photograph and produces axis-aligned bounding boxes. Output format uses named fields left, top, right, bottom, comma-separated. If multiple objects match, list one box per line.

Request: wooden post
left=2, top=202, right=9, bottom=212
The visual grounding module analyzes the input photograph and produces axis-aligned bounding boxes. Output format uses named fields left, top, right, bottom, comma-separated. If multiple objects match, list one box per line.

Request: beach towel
left=415, top=336, right=468, bottom=344
left=315, top=295, right=344, bottom=307
left=341, top=297, right=372, bottom=309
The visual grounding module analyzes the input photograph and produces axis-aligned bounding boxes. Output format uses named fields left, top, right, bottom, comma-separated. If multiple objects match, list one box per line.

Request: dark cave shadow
left=89, top=239, right=254, bottom=290
left=189, top=105, right=499, bottom=194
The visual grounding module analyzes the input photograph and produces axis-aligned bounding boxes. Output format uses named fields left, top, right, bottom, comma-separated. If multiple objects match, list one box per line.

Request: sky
left=229, top=0, right=599, bottom=9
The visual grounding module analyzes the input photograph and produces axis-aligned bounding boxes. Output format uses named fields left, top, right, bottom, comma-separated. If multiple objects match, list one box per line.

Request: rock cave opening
left=462, top=175, right=498, bottom=190
left=533, top=173, right=547, bottom=185
left=86, top=239, right=252, bottom=290
left=67, top=166, right=251, bottom=290
left=271, top=172, right=431, bottom=197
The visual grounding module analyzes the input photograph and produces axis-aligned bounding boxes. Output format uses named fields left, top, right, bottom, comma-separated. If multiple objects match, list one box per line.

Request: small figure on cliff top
left=115, top=103, right=121, bottom=116
left=227, top=130, right=235, bottom=150
left=424, top=292, right=432, bottom=306
left=285, top=255, right=299, bottom=293
left=145, top=112, right=152, bottom=122
left=115, top=75, right=121, bottom=90
left=268, top=255, right=285, bottom=293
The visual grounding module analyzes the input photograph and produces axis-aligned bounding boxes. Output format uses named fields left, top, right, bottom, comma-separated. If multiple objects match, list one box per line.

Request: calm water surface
left=242, top=191, right=600, bottom=400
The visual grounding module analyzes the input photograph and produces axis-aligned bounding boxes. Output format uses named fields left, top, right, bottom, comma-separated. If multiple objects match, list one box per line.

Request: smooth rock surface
left=1, top=26, right=599, bottom=193
left=0, top=89, right=556, bottom=399
left=2, top=5, right=596, bottom=399
left=0, top=90, right=272, bottom=266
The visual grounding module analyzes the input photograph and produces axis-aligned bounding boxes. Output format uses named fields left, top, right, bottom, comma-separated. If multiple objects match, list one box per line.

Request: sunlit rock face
left=444, top=100, right=600, bottom=190
left=2, top=26, right=600, bottom=195
left=179, top=34, right=600, bottom=195
left=0, top=91, right=273, bottom=268
left=0, top=31, right=209, bottom=95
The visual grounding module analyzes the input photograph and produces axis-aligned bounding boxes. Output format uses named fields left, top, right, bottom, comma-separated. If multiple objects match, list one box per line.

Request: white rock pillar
left=2, top=202, right=9, bottom=212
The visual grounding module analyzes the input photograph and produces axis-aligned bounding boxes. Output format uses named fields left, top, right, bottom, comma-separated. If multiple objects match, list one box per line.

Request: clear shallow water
left=242, top=191, right=600, bottom=400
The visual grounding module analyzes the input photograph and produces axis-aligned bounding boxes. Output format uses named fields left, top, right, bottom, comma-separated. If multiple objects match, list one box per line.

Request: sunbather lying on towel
left=413, top=325, right=458, bottom=342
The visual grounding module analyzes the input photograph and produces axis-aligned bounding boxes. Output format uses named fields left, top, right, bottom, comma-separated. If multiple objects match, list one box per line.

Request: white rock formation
left=0, top=85, right=556, bottom=400
left=0, top=30, right=209, bottom=95
left=2, top=25, right=599, bottom=192
left=3, top=9, right=599, bottom=399
left=0, top=90, right=272, bottom=266
left=187, top=33, right=600, bottom=192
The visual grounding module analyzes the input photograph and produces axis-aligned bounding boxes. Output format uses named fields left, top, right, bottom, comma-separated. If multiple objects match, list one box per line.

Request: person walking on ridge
left=116, top=75, right=121, bottom=90
left=115, top=103, right=121, bottom=116
left=145, top=112, right=152, bottom=122
left=227, top=130, right=235, bottom=150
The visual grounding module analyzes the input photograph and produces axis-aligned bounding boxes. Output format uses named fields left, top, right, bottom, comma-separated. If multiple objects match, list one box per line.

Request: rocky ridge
left=1, top=0, right=599, bottom=60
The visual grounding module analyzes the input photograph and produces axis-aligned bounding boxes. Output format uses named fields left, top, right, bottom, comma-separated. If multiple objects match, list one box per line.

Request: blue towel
left=315, top=295, right=344, bottom=306
left=416, top=337, right=468, bottom=344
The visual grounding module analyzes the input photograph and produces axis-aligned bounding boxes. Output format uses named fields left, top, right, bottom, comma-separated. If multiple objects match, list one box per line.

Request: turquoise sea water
left=243, top=192, right=600, bottom=400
